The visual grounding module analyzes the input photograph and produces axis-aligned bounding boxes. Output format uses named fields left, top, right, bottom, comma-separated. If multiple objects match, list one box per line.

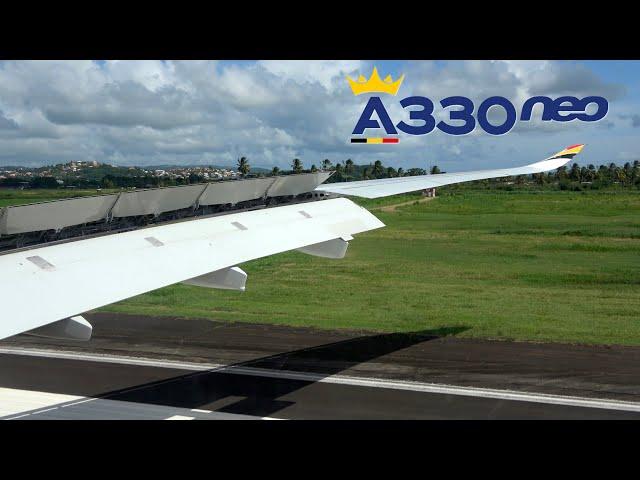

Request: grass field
left=0, top=188, right=117, bottom=207
left=84, top=188, right=639, bottom=346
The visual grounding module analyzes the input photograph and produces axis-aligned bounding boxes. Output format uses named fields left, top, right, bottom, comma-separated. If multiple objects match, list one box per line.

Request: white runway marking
left=2, top=346, right=640, bottom=414
left=0, top=387, right=83, bottom=418
left=0, top=386, right=279, bottom=420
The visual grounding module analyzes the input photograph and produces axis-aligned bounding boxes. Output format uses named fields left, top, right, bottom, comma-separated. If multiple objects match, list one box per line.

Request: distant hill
left=145, top=164, right=271, bottom=173
left=0, top=163, right=271, bottom=174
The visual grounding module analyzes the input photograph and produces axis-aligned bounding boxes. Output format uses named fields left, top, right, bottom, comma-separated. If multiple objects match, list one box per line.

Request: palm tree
left=322, top=159, right=332, bottom=171
left=598, top=164, right=608, bottom=180
left=430, top=165, right=441, bottom=174
left=271, top=166, right=280, bottom=176
left=397, top=167, right=404, bottom=177
left=345, top=159, right=354, bottom=175
left=311, top=164, right=318, bottom=172
left=386, top=166, right=396, bottom=178
left=556, top=165, right=568, bottom=180
left=237, top=157, right=250, bottom=176
left=292, top=158, right=303, bottom=173
left=373, top=160, right=384, bottom=178
left=615, top=167, right=627, bottom=183
left=569, top=163, right=581, bottom=181
left=533, top=173, right=545, bottom=185
left=624, top=162, right=633, bottom=179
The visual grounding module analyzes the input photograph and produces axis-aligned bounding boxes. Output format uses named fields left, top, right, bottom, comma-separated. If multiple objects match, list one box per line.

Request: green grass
left=0, top=188, right=118, bottom=207
left=94, top=189, right=640, bottom=346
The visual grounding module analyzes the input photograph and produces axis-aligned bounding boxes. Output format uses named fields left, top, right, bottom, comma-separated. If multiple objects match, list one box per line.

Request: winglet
left=548, top=144, right=585, bottom=160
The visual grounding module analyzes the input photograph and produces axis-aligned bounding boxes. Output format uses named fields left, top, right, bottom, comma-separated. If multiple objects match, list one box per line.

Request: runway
left=0, top=386, right=275, bottom=420
left=2, top=313, right=640, bottom=419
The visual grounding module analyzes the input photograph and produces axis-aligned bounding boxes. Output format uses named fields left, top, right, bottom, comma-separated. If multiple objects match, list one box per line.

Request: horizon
left=0, top=155, right=637, bottom=173
left=1, top=156, right=638, bottom=180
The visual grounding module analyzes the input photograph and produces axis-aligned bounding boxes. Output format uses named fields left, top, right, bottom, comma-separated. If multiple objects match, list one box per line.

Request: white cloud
left=259, top=60, right=363, bottom=91
left=106, top=60, right=177, bottom=92
left=0, top=60, right=635, bottom=169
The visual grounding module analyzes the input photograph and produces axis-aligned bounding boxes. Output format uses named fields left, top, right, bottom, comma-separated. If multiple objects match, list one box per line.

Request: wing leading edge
left=316, top=144, right=585, bottom=198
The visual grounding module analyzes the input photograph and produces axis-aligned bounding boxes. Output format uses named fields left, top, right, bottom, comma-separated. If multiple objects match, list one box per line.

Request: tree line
left=237, top=156, right=640, bottom=190
left=2, top=158, right=639, bottom=190
left=536, top=161, right=640, bottom=189
left=237, top=156, right=438, bottom=181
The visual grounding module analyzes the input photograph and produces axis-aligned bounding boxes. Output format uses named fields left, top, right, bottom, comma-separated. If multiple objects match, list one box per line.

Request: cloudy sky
left=0, top=60, right=637, bottom=171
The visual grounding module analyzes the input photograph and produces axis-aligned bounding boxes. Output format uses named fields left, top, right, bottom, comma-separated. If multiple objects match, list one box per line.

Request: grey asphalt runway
left=1, top=313, right=640, bottom=419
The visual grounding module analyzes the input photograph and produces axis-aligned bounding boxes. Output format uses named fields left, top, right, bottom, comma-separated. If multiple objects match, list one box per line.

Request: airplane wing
left=0, top=198, right=383, bottom=341
left=316, top=144, right=584, bottom=198
left=0, top=144, right=584, bottom=341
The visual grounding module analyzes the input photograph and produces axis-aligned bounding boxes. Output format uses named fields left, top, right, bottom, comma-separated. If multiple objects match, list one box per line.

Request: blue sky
left=585, top=61, right=640, bottom=94
left=0, top=60, right=637, bottom=170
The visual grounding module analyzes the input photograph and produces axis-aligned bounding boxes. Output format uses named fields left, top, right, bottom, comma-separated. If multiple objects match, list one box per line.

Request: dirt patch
left=373, top=196, right=434, bottom=213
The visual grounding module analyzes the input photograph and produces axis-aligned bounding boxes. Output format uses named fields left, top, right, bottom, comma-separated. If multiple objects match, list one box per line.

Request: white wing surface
left=0, top=198, right=383, bottom=340
left=316, top=145, right=585, bottom=198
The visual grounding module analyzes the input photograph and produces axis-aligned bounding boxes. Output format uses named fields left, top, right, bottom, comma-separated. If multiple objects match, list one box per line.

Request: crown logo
left=347, top=67, right=405, bottom=96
